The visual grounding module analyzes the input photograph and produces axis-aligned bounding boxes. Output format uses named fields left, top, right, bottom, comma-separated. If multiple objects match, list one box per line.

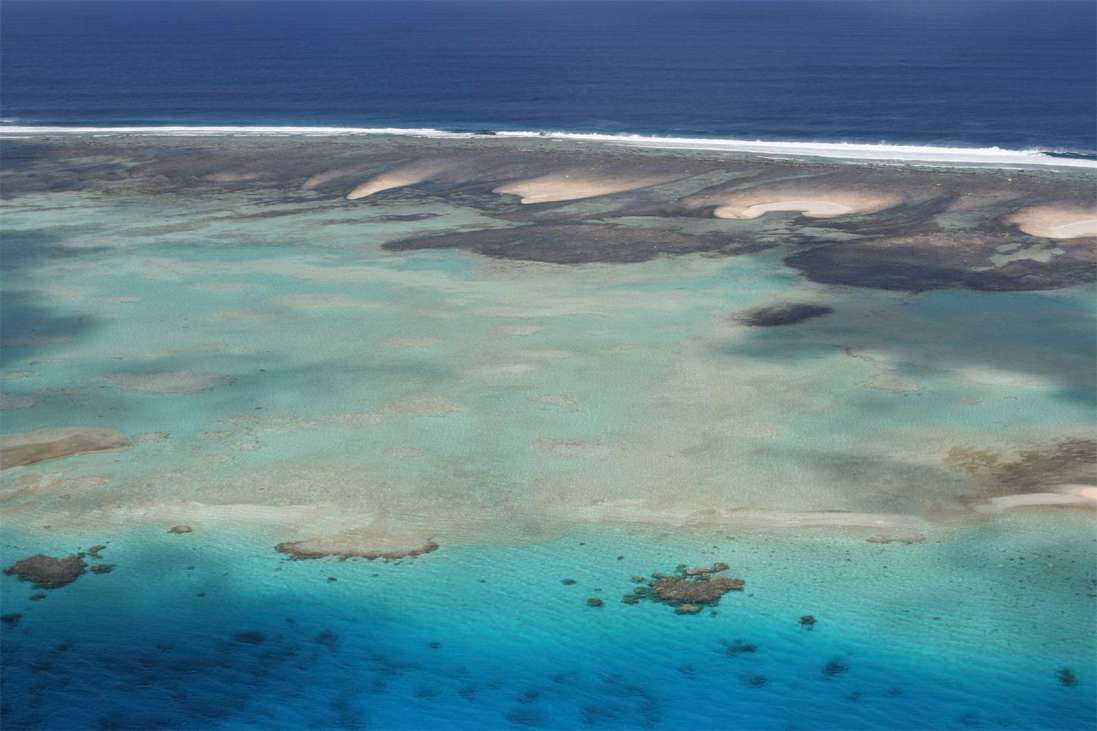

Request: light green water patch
left=1, top=185, right=1093, bottom=545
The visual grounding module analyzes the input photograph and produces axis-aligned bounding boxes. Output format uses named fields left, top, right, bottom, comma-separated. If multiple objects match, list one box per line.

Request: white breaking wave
left=1, top=124, right=1094, bottom=169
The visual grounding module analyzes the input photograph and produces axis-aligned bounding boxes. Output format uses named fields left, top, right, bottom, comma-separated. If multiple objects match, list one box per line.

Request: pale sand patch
left=1006, top=205, right=1097, bottom=239
left=107, top=371, right=233, bottom=394
left=384, top=336, right=442, bottom=349
left=271, top=294, right=386, bottom=311
left=345, top=160, right=453, bottom=200
left=474, top=363, right=535, bottom=377
left=957, top=366, right=1056, bottom=390
left=134, top=431, right=171, bottom=444
left=0, top=394, right=36, bottom=410
left=0, top=371, right=33, bottom=381
left=518, top=349, right=572, bottom=360
left=532, top=439, right=608, bottom=458
left=204, top=171, right=263, bottom=183
left=1, top=427, right=129, bottom=470
left=973, top=484, right=1097, bottom=513
left=686, top=189, right=901, bottom=220
left=0, top=473, right=111, bottom=500
left=276, top=525, right=439, bottom=560
left=492, top=325, right=542, bottom=337
left=561, top=499, right=929, bottom=541
left=528, top=394, right=579, bottom=410
left=303, top=165, right=367, bottom=190
left=493, top=171, right=678, bottom=204
left=192, top=282, right=254, bottom=293
left=383, top=397, right=464, bottom=417
left=386, top=447, right=426, bottom=459
left=864, top=373, right=921, bottom=393
left=114, top=501, right=361, bottom=530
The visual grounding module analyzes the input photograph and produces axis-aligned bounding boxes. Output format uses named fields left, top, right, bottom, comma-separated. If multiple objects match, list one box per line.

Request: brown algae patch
left=1, top=427, right=129, bottom=469
left=947, top=439, right=1097, bottom=504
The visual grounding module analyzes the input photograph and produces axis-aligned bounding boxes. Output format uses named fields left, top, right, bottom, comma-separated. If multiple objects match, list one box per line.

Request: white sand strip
left=493, top=171, right=677, bottom=204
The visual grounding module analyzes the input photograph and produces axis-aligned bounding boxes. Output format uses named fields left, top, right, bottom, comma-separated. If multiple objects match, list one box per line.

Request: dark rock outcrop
left=732, top=303, right=833, bottom=327
left=4, top=554, right=86, bottom=589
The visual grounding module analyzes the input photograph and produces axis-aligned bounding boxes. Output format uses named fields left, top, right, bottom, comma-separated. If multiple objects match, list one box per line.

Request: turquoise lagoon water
left=1, top=172, right=1095, bottom=729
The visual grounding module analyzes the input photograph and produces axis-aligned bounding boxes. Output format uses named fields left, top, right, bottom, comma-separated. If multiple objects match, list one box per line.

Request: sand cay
left=0, top=427, right=129, bottom=470
left=345, top=160, right=455, bottom=200
left=492, top=171, right=678, bottom=204
left=696, top=189, right=903, bottom=220
left=1007, top=205, right=1097, bottom=239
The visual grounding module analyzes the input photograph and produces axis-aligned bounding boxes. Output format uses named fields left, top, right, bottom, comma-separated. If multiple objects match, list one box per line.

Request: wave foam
left=1, top=125, right=1094, bottom=169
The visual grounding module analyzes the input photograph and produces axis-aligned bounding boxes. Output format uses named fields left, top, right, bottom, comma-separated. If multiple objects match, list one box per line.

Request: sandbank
left=704, top=190, right=903, bottom=220
left=1, top=427, right=129, bottom=470
left=493, top=171, right=677, bottom=204
left=345, top=160, right=453, bottom=200
left=1006, top=205, right=1097, bottom=239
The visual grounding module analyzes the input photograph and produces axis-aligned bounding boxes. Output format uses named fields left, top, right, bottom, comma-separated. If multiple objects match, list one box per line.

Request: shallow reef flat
left=0, top=134, right=1094, bottom=728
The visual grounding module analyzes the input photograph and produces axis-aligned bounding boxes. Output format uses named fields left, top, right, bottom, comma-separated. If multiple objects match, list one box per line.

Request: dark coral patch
left=732, top=302, right=833, bottom=327
left=384, top=224, right=767, bottom=265
left=231, top=631, right=267, bottom=645
left=4, top=554, right=86, bottom=589
left=785, top=232, right=1096, bottom=293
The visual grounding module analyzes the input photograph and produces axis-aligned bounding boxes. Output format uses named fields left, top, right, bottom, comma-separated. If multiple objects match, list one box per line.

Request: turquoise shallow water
left=1, top=515, right=1095, bottom=730
left=1, top=142, right=1095, bottom=729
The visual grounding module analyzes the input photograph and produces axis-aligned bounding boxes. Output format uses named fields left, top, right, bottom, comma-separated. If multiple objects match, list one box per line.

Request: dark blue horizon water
left=1, top=0, right=1095, bottom=152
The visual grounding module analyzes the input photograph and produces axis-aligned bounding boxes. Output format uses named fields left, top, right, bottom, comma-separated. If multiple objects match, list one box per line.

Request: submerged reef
left=7, top=134, right=1089, bottom=293
left=732, top=302, right=834, bottom=327
left=4, top=553, right=87, bottom=589
left=384, top=223, right=766, bottom=265
left=625, top=562, right=744, bottom=613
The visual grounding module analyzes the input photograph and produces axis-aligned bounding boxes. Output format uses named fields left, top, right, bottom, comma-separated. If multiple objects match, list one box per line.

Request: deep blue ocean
left=1, top=0, right=1095, bottom=151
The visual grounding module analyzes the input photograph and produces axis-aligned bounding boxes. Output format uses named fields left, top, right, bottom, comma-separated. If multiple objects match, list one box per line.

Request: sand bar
left=1, top=427, right=129, bottom=470
left=493, top=171, right=677, bottom=204
left=1007, top=205, right=1097, bottom=239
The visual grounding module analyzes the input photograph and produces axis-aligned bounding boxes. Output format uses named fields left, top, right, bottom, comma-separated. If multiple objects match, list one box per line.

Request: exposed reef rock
left=384, top=224, right=769, bottom=265
left=732, top=303, right=833, bottom=327
left=4, top=554, right=87, bottom=589
left=0, top=427, right=129, bottom=469
left=168, top=525, right=194, bottom=535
